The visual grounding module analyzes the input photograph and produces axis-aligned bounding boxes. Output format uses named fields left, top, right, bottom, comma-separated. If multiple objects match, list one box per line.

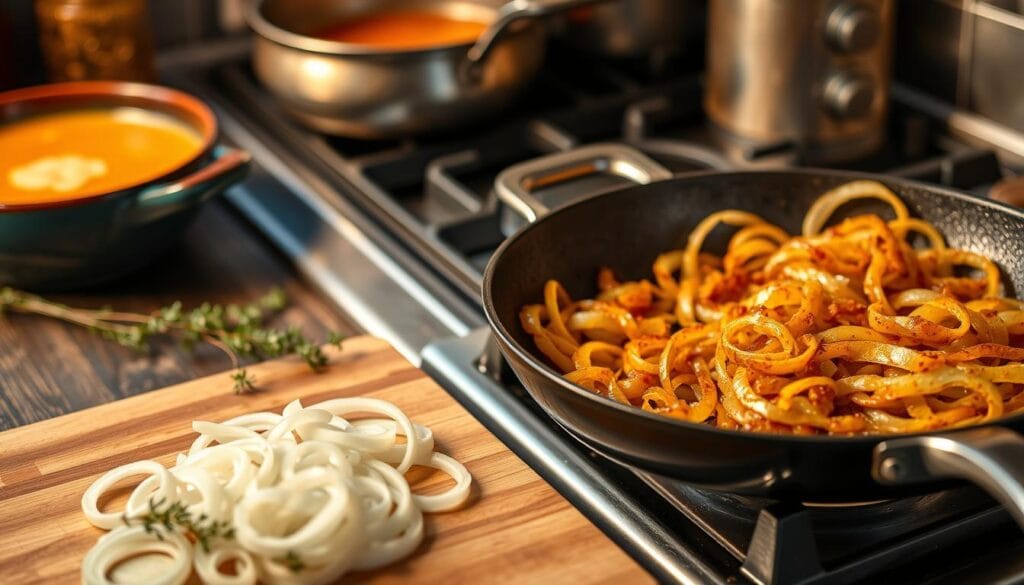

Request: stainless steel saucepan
left=247, top=0, right=605, bottom=139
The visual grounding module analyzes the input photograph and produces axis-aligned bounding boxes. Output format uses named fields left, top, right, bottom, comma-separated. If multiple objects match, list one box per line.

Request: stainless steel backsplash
left=897, top=0, right=1023, bottom=131
left=967, top=1, right=1024, bottom=131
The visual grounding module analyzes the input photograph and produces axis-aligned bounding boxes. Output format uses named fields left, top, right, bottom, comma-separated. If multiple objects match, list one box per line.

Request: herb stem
left=204, top=335, right=240, bottom=368
left=0, top=286, right=342, bottom=392
left=4, top=296, right=138, bottom=334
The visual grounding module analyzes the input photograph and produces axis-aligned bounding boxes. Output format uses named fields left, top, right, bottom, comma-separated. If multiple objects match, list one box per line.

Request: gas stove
left=169, top=39, right=1024, bottom=584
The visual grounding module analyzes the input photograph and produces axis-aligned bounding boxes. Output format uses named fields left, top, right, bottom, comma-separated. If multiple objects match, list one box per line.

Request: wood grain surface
left=0, top=200, right=359, bottom=430
left=0, top=335, right=652, bottom=584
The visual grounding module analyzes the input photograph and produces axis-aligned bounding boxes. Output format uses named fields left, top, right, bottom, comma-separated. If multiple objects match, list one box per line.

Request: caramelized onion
left=520, top=181, right=1024, bottom=435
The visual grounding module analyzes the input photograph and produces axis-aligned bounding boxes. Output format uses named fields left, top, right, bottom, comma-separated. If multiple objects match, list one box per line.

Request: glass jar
left=35, top=0, right=156, bottom=83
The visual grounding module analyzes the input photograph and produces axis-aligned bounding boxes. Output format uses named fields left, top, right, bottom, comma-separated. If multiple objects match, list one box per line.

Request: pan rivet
left=879, top=457, right=904, bottom=481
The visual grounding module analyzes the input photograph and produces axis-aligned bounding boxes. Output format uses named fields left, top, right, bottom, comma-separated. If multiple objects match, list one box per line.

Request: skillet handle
left=873, top=427, right=1024, bottom=530
left=494, top=142, right=673, bottom=224
left=465, top=0, right=610, bottom=78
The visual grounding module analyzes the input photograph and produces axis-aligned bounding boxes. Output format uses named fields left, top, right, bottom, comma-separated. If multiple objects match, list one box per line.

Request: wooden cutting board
left=0, top=335, right=651, bottom=584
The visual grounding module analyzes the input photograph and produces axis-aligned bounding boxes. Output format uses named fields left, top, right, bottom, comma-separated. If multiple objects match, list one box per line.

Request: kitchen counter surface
left=0, top=198, right=657, bottom=584
left=0, top=335, right=654, bottom=585
left=0, top=198, right=359, bottom=430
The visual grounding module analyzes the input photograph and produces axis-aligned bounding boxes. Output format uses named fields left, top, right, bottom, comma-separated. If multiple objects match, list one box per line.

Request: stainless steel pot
left=247, top=0, right=598, bottom=139
left=705, top=0, right=894, bottom=164
left=559, top=0, right=704, bottom=61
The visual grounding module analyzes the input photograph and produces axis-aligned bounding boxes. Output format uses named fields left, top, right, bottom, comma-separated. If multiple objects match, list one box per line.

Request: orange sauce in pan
left=312, top=10, right=488, bottom=50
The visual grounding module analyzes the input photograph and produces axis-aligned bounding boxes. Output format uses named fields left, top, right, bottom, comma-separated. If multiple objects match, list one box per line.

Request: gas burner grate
left=210, top=53, right=1005, bottom=311
left=645, top=478, right=1011, bottom=584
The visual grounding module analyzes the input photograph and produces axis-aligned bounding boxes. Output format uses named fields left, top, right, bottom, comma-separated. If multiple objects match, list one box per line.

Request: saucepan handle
left=494, top=142, right=673, bottom=224
left=465, top=0, right=609, bottom=77
left=873, top=427, right=1024, bottom=529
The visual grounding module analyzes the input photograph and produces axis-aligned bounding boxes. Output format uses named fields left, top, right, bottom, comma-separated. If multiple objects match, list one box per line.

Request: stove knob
left=826, top=3, right=881, bottom=53
left=822, top=71, right=876, bottom=119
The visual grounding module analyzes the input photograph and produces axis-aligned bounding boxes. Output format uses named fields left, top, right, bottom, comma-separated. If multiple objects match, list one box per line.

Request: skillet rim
left=482, top=167, right=1024, bottom=446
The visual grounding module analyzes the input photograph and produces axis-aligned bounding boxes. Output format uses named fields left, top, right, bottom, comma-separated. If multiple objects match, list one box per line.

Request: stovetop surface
left=206, top=46, right=1005, bottom=311
left=173, top=40, right=1023, bottom=584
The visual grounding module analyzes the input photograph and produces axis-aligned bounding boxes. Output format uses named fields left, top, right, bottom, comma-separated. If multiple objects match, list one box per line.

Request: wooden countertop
left=0, top=200, right=360, bottom=430
left=0, top=336, right=652, bottom=584
left=0, top=199, right=654, bottom=583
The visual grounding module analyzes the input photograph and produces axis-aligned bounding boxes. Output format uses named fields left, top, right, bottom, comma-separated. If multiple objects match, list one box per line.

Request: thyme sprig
left=123, top=497, right=234, bottom=553
left=0, top=286, right=344, bottom=392
left=278, top=550, right=306, bottom=573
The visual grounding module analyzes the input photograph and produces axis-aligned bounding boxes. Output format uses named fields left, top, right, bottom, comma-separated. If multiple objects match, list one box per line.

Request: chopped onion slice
left=81, top=525, right=192, bottom=585
left=193, top=542, right=257, bottom=585
left=82, top=461, right=179, bottom=529
left=411, top=452, right=473, bottom=513
left=81, top=397, right=472, bottom=585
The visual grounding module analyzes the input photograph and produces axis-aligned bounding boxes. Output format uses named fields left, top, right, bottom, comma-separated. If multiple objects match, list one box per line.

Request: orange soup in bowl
left=0, top=107, right=203, bottom=206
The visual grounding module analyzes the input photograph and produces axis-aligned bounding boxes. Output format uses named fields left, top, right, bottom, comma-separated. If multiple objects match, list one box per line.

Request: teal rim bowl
left=0, top=81, right=251, bottom=291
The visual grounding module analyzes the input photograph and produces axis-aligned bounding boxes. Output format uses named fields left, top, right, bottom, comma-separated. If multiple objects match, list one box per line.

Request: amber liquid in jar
left=35, top=0, right=156, bottom=82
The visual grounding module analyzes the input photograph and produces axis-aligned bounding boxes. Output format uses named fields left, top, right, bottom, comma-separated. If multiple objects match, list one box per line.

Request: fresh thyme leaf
left=0, top=287, right=342, bottom=391
left=0, top=286, right=19, bottom=311
left=278, top=550, right=306, bottom=573
left=232, top=368, right=256, bottom=394
left=296, top=341, right=328, bottom=371
left=124, top=497, right=234, bottom=553
left=260, top=288, right=288, bottom=311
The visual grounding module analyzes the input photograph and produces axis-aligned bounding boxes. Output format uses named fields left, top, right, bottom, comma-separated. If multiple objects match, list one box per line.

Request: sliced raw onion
left=81, top=397, right=472, bottom=585
left=81, top=525, right=192, bottom=585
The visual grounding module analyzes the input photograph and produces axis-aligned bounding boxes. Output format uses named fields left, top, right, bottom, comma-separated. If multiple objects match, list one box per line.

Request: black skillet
left=482, top=143, right=1024, bottom=527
